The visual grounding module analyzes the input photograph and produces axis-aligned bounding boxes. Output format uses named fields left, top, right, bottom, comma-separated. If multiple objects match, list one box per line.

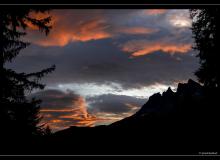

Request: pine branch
left=25, top=65, right=56, bottom=79
left=25, top=16, right=52, bottom=35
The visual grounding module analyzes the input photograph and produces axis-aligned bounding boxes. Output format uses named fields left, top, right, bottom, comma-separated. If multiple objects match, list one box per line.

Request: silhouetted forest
left=0, top=8, right=220, bottom=155
left=0, top=8, right=55, bottom=145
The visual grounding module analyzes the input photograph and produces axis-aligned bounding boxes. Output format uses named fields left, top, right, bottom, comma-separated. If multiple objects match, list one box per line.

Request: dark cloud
left=30, top=89, right=79, bottom=109
left=87, top=94, right=146, bottom=114
left=29, top=89, right=81, bottom=124
left=9, top=39, right=199, bottom=89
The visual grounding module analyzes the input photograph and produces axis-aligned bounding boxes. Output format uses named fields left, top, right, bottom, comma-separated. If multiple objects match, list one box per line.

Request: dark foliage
left=190, top=9, right=220, bottom=90
left=0, top=8, right=55, bottom=138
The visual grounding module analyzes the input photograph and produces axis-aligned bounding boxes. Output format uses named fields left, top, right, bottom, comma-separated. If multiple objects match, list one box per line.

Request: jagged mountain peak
left=110, top=79, right=205, bottom=127
left=177, top=79, right=202, bottom=96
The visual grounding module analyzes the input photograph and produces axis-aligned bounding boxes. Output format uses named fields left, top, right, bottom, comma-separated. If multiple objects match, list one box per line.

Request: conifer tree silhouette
left=190, top=9, right=220, bottom=90
left=0, top=8, right=55, bottom=137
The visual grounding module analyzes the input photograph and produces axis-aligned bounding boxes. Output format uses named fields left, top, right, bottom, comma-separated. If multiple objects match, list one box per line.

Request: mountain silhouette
left=52, top=79, right=208, bottom=134
left=40, top=79, right=219, bottom=155
left=108, top=79, right=206, bottom=128
left=2, top=79, right=219, bottom=155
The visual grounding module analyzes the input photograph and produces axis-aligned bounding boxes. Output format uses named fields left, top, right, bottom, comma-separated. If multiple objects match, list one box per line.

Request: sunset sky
left=7, top=9, right=199, bottom=131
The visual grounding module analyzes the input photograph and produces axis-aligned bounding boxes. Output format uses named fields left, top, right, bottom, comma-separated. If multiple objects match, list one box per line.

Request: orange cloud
left=121, top=40, right=191, bottom=57
left=59, top=97, right=113, bottom=127
left=124, top=103, right=139, bottom=111
left=143, top=9, right=167, bottom=15
left=40, top=98, right=139, bottom=131
left=27, top=10, right=159, bottom=47
left=41, top=109, right=74, bottom=112
left=40, top=96, right=108, bottom=131
left=33, top=20, right=157, bottom=47
left=36, top=20, right=111, bottom=46
left=50, top=119, right=63, bottom=123
left=42, top=119, right=71, bottom=131
left=40, top=96, right=142, bottom=131
left=30, top=14, right=112, bottom=47
left=118, top=27, right=158, bottom=35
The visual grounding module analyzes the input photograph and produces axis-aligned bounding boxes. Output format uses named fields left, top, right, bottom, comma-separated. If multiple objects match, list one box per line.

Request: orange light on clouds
left=26, top=10, right=160, bottom=47
left=50, top=119, right=63, bottom=123
left=143, top=9, right=167, bottom=15
left=132, top=44, right=192, bottom=56
left=118, top=27, right=158, bottom=35
left=41, top=109, right=74, bottom=112
left=122, top=40, right=191, bottom=57
left=33, top=18, right=112, bottom=47
left=40, top=96, right=140, bottom=131
left=124, top=103, right=139, bottom=111
left=40, top=95, right=110, bottom=130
